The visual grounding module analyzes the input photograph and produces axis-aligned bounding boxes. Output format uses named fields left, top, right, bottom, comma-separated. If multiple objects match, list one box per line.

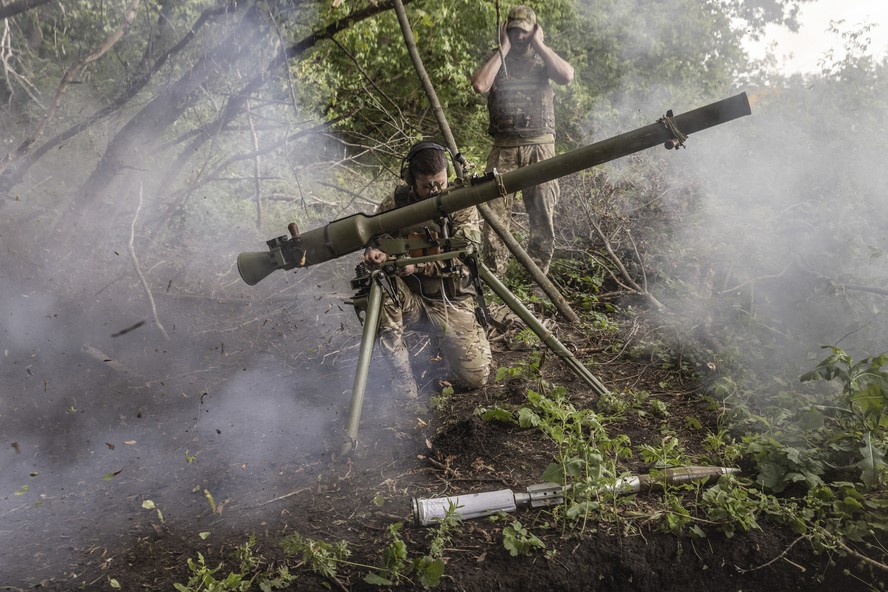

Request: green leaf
left=566, top=500, right=599, bottom=520
left=850, top=383, right=888, bottom=422
left=799, top=407, right=825, bottom=431
left=477, top=406, right=515, bottom=423
left=756, top=461, right=787, bottom=491
left=415, top=556, right=445, bottom=588
left=542, top=463, right=564, bottom=483
left=517, top=407, right=540, bottom=428
left=364, top=572, right=393, bottom=586
left=857, top=432, right=885, bottom=486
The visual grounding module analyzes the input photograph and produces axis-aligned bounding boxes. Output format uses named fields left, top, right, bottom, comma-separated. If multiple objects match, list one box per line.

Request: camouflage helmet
left=506, top=5, right=536, bottom=32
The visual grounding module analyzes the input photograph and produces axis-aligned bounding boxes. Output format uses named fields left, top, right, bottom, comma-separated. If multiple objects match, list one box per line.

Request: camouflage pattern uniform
left=375, top=188, right=492, bottom=395
left=482, top=46, right=559, bottom=275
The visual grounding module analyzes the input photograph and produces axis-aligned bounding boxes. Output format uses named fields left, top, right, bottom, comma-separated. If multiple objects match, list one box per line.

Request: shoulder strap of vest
left=393, top=185, right=414, bottom=208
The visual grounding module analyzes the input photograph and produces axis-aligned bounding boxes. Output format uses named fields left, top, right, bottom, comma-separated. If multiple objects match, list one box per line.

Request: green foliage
left=364, top=523, right=410, bottom=586
left=280, top=532, right=350, bottom=581
left=475, top=405, right=518, bottom=424
left=516, top=385, right=639, bottom=527
left=638, top=435, right=686, bottom=467
left=502, top=520, right=546, bottom=557
left=365, top=508, right=455, bottom=588
left=412, top=556, right=445, bottom=589
left=745, top=435, right=825, bottom=493
left=173, top=537, right=295, bottom=592
left=800, top=347, right=888, bottom=487
left=699, top=476, right=764, bottom=538
left=494, top=351, right=542, bottom=382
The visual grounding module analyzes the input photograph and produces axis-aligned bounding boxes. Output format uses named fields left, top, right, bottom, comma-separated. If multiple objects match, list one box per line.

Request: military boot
left=392, top=365, right=418, bottom=400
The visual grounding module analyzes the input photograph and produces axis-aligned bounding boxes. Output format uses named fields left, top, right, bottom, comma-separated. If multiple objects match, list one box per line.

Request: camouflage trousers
left=482, top=142, right=559, bottom=275
left=377, top=277, right=491, bottom=391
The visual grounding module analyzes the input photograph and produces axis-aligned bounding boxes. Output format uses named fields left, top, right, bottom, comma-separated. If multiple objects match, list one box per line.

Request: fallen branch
left=735, top=535, right=804, bottom=574
left=821, top=528, right=888, bottom=574
left=255, top=487, right=311, bottom=507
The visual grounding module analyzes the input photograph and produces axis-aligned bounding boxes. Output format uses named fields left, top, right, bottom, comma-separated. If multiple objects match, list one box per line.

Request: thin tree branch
left=130, top=184, right=169, bottom=341
left=0, top=0, right=142, bottom=174
left=0, top=1, right=235, bottom=192
left=246, top=100, right=263, bottom=230
left=578, top=190, right=664, bottom=310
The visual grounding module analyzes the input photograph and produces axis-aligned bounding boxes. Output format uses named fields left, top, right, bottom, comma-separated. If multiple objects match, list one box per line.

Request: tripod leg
left=478, top=264, right=610, bottom=397
left=341, top=270, right=385, bottom=455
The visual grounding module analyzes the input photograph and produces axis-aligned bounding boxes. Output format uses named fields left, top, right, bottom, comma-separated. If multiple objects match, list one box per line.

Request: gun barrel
left=240, top=93, right=751, bottom=279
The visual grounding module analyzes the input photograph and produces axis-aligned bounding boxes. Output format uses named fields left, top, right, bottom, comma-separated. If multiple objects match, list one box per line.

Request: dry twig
left=130, top=184, right=170, bottom=340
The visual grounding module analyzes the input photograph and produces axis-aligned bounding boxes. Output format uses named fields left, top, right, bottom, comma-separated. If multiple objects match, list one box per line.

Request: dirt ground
left=0, top=258, right=881, bottom=592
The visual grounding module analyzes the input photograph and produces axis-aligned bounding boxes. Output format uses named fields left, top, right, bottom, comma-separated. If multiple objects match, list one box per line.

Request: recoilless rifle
left=237, top=93, right=752, bottom=454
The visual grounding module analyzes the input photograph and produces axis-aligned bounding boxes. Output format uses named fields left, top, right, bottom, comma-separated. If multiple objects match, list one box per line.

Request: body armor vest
left=487, top=50, right=555, bottom=137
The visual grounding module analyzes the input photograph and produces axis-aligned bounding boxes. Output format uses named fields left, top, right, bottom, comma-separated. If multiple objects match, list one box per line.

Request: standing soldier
left=362, top=142, right=492, bottom=398
left=471, top=5, right=574, bottom=276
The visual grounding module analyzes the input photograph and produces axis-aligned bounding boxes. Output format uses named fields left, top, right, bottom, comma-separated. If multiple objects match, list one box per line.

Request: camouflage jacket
left=374, top=185, right=481, bottom=300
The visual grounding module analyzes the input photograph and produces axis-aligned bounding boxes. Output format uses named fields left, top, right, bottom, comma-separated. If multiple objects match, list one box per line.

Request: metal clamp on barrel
left=659, top=109, right=688, bottom=150
left=492, top=168, right=508, bottom=197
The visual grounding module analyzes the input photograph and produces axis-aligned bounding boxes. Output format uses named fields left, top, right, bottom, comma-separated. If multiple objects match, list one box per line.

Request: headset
left=400, top=141, right=450, bottom=188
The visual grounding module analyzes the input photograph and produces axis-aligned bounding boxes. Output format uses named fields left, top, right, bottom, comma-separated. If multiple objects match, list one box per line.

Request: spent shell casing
left=412, top=489, right=517, bottom=526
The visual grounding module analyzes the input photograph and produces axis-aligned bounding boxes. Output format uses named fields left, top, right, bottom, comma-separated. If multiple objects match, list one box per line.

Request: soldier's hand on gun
left=363, top=248, right=388, bottom=268
left=364, top=248, right=414, bottom=276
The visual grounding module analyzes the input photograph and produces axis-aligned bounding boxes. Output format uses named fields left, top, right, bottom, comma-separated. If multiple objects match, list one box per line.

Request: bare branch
left=0, top=0, right=142, bottom=175
left=578, top=189, right=665, bottom=310
left=130, top=184, right=169, bottom=341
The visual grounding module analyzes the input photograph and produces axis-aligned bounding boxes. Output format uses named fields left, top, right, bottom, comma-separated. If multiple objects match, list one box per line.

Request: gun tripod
left=340, top=236, right=610, bottom=455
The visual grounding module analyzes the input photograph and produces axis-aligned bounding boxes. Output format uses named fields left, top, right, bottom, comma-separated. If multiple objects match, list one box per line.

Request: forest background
left=1, top=0, right=886, bottom=590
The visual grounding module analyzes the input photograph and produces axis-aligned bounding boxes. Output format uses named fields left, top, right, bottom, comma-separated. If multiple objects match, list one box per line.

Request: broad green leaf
left=477, top=406, right=515, bottom=423
left=857, top=432, right=885, bottom=486
left=542, top=462, right=564, bottom=483
left=364, top=572, right=392, bottom=586
left=415, top=556, right=445, bottom=588
left=517, top=407, right=540, bottom=428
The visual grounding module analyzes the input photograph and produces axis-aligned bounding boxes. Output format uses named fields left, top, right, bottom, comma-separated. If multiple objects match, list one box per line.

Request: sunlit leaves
left=142, top=499, right=165, bottom=523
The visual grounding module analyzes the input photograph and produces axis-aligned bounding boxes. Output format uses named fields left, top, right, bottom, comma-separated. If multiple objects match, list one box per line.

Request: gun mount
left=236, top=93, right=753, bottom=454
left=237, top=93, right=752, bottom=285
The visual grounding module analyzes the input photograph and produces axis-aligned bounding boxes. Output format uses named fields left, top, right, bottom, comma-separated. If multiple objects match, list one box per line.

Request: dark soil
left=0, top=262, right=881, bottom=592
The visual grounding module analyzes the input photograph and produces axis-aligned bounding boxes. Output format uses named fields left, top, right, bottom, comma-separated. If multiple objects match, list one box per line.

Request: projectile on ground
left=412, top=466, right=739, bottom=526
